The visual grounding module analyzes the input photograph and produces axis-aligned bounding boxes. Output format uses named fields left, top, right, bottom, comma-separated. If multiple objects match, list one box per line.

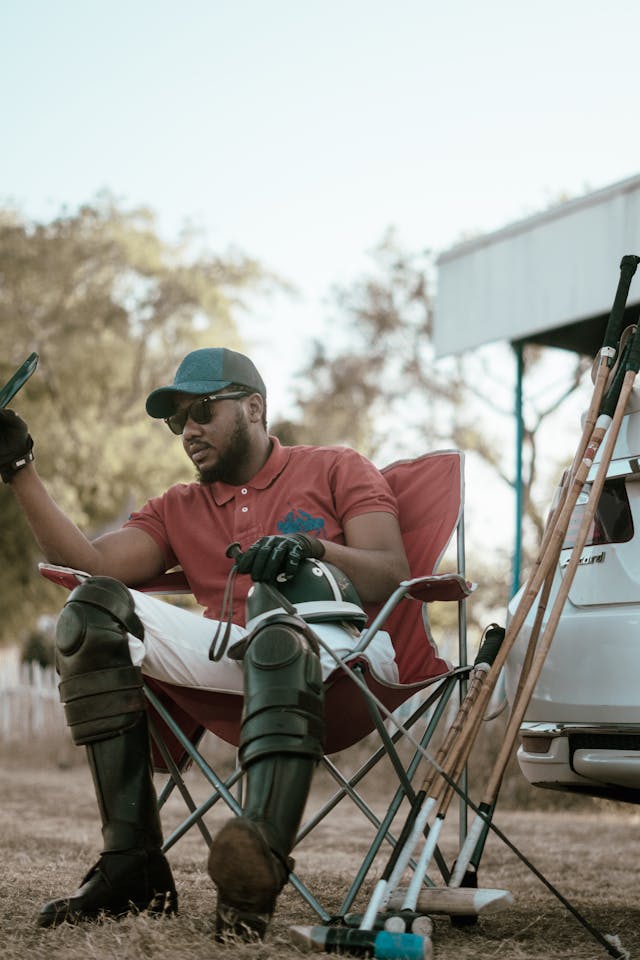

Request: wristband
left=0, top=447, right=34, bottom=483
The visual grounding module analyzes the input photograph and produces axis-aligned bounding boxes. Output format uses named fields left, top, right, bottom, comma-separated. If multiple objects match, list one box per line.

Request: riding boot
left=208, top=614, right=324, bottom=941
left=209, top=754, right=316, bottom=940
left=37, top=577, right=177, bottom=928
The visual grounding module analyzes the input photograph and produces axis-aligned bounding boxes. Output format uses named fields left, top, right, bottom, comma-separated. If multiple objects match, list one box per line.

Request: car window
left=563, top=478, right=634, bottom=549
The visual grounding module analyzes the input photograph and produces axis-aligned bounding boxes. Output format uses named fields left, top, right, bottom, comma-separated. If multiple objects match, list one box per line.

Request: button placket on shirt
left=234, top=486, right=261, bottom=546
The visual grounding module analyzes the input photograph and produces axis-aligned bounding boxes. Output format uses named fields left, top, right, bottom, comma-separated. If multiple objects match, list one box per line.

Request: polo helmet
left=245, top=559, right=367, bottom=632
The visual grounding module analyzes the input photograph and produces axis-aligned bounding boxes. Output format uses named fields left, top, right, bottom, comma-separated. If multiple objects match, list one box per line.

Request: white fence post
left=0, top=660, right=65, bottom=741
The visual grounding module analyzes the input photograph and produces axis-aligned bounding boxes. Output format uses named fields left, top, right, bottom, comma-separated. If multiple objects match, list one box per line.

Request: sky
left=2, top=0, right=640, bottom=560
left=3, top=1, right=640, bottom=406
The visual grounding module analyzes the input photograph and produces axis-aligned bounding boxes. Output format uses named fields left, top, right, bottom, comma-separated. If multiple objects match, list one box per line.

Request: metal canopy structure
left=435, top=172, right=640, bottom=360
left=433, top=172, right=640, bottom=592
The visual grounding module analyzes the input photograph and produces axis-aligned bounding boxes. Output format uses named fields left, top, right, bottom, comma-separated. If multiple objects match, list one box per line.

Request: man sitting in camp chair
left=0, top=347, right=449, bottom=941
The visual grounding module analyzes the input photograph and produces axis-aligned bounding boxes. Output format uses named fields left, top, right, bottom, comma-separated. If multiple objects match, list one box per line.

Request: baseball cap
left=145, top=347, right=266, bottom=418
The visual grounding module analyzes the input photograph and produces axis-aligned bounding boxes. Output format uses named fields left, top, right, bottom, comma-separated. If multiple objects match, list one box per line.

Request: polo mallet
left=450, top=314, right=640, bottom=889
left=400, top=636, right=506, bottom=900
left=341, top=886, right=514, bottom=930
left=395, top=639, right=509, bottom=924
left=355, top=625, right=504, bottom=933
left=290, top=925, right=433, bottom=958
left=398, top=630, right=504, bottom=894
left=0, top=352, right=39, bottom=409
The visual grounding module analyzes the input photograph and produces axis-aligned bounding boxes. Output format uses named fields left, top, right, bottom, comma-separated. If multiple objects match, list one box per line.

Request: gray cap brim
left=145, top=347, right=267, bottom=419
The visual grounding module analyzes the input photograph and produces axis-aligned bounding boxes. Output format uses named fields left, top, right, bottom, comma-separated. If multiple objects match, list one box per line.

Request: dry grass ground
left=1, top=736, right=639, bottom=960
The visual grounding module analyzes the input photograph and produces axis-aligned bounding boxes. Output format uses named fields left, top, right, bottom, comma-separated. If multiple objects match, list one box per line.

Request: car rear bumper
left=518, top=723, right=640, bottom=801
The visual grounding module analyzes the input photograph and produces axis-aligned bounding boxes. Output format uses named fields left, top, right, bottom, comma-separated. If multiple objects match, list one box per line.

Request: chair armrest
left=38, top=562, right=89, bottom=589
left=38, top=563, right=192, bottom=595
left=350, top=574, right=476, bottom=657
left=406, top=573, right=477, bottom=603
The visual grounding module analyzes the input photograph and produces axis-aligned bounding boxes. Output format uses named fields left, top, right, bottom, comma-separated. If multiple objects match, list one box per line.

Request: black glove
left=235, top=533, right=325, bottom=582
left=0, top=409, right=34, bottom=483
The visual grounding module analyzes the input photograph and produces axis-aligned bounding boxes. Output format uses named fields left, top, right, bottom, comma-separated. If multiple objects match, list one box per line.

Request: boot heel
left=208, top=819, right=286, bottom=941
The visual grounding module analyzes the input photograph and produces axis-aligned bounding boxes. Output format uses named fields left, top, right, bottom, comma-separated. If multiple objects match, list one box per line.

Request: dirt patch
left=1, top=749, right=638, bottom=960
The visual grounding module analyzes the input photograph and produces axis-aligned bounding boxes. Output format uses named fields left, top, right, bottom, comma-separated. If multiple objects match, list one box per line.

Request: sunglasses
left=165, top=391, right=251, bottom=434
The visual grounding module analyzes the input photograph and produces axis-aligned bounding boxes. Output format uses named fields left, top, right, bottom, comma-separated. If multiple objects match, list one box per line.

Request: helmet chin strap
left=209, top=543, right=299, bottom=662
left=208, top=562, right=240, bottom=661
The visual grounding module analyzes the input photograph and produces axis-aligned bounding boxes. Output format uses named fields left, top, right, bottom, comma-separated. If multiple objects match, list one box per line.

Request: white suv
left=505, top=388, right=640, bottom=802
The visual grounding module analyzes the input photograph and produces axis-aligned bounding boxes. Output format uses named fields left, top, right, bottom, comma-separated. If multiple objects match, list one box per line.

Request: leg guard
left=38, top=577, right=176, bottom=928
left=208, top=614, right=324, bottom=941
left=239, top=613, right=325, bottom=855
left=56, top=576, right=146, bottom=744
left=241, top=612, right=325, bottom=761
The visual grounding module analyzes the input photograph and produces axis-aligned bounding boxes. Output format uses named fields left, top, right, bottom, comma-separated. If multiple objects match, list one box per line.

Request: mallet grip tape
left=473, top=624, right=504, bottom=668
left=603, top=254, right=640, bottom=352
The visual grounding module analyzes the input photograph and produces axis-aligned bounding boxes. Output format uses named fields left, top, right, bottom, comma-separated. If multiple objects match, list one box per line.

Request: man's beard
left=196, top=411, right=253, bottom=485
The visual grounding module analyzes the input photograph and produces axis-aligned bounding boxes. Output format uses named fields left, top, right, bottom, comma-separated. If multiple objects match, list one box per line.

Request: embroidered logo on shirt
left=277, top=510, right=326, bottom=536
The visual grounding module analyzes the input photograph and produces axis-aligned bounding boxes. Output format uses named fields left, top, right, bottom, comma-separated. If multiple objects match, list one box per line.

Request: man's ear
left=247, top=393, right=265, bottom=423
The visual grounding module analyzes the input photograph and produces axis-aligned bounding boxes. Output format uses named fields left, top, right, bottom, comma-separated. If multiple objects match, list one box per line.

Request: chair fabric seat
left=145, top=653, right=455, bottom=767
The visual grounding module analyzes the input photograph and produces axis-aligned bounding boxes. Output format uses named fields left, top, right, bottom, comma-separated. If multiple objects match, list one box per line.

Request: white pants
left=127, top=590, right=399, bottom=693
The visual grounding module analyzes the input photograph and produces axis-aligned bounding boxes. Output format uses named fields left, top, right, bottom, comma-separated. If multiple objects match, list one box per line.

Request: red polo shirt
left=125, top=437, right=398, bottom=622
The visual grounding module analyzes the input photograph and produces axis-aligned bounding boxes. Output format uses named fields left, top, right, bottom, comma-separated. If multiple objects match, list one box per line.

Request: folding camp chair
left=39, top=448, right=477, bottom=925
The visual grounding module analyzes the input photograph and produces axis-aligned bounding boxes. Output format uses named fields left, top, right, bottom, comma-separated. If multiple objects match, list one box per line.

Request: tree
left=0, top=196, right=272, bottom=645
left=273, top=231, right=590, bottom=636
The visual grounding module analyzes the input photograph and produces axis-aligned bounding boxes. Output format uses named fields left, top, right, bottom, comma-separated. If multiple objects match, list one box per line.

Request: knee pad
left=56, top=577, right=146, bottom=745
left=239, top=614, right=325, bottom=769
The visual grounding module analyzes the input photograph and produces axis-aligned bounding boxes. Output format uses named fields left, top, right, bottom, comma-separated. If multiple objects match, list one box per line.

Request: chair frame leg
left=330, top=671, right=463, bottom=915
left=145, top=686, right=333, bottom=920
left=143, top=664, right=474, bottom=922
